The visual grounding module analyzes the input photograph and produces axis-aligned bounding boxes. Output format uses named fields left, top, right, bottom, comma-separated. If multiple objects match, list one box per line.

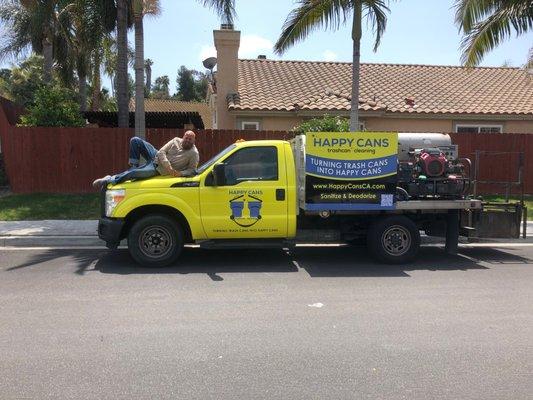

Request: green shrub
left=292, top=115, right=350, bottom=134
left=19, top=85, right=85, bottom=127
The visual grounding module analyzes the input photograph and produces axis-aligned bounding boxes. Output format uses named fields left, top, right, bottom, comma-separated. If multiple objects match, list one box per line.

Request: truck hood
left=107, top=175, right=201, bottom=190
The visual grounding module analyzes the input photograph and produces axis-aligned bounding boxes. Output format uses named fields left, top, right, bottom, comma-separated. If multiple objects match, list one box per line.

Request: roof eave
left=229, top=107, right=533, bottom=120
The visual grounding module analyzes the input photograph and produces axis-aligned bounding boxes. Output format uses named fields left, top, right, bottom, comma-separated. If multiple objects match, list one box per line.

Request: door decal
left=229, top=194, right=263, bottom=228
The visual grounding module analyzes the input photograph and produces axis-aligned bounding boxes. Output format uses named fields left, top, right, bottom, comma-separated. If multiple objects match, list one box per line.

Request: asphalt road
left=1, top=244, right=532, bottom=400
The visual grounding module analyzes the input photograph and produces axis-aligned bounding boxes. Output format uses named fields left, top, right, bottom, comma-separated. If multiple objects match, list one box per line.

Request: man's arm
left=155, top=139, right=176, bottom=175
left=179, top=151, right=200, bottom=177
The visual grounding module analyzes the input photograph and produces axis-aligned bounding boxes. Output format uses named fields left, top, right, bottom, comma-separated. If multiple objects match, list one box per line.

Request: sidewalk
left=0, top=220, right=106, bottom=247
left=1, top=220, right=532, bottom=248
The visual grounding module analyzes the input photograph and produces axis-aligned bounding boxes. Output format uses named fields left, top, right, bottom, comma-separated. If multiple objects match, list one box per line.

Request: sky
left=2, top=0, right=532, bottom=92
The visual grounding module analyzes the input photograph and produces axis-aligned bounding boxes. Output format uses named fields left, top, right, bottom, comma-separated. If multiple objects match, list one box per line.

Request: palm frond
left=199, top=0, right=236, bottom=24
left=455, top=0, right=496, bottom=32
left=0, top=1, right=34, bottom=60
left=363, top=0, right=391, bottom=51
left=459, top=0, right=533, bottom=66
left=275, top=0, right=352, bottom=55
left=96, top=0, right=117, bottom=32
left=142, top=0, right=161, bottom=17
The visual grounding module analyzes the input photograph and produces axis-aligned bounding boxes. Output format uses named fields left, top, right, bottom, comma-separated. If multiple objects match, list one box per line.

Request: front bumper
left=98, top=218, right=125, bottom=249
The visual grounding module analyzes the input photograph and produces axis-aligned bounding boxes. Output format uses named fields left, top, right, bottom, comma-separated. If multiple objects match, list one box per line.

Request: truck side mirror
left=212, top=163, right=227, bottom=186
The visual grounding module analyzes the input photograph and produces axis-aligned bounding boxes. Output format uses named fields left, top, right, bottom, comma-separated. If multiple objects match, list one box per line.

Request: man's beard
left=182, top=142, right=193, bottom=150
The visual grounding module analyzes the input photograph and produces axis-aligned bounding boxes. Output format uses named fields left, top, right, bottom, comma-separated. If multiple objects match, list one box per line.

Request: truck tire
left=128, top=214, right=183, bottom=267
left=367, top=216, right=420, bottom=264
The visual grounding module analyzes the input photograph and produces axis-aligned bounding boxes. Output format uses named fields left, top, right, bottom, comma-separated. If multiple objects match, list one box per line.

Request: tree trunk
left=79, top=70, right=87, bottom=113
left=134, top=15, right=146, bottom=138
left=116, top=0, right=130, bottom=128
left=350, top=1, right=362, bottom=132
left=42, top=37, right=53, bottom=84
left=110, top=75, right=115, bottom=97
left=91, top=53, right=102, bottom=111
left=145, top=64, right=152, bottom=96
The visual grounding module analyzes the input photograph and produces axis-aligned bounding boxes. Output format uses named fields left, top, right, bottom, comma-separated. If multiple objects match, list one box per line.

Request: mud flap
left=445, top=210, right=459, bottom=255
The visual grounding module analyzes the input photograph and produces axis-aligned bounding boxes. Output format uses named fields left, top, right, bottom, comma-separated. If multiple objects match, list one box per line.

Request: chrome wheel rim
left=139, top=225, right=174, bottom=259
left=381, top=225, right=411, bottom=256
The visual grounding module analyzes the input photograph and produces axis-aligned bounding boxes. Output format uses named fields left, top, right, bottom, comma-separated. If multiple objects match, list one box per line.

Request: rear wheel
left=367, top=216, right=420, bottom=264
left=128, top=214, right=183, bottom=267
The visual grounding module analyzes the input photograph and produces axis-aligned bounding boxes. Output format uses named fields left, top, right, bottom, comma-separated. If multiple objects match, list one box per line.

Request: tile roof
left=129, top=98, right=212, bottom=128
left=230, top=59, right=533, bottom=116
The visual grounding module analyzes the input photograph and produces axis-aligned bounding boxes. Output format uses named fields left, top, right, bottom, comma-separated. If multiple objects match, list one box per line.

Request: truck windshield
left=196, top=144, right=237, bottom=174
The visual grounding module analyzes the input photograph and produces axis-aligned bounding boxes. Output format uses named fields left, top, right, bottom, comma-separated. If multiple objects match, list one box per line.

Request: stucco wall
left=230, top=113, right=533, bottom=133
left=261, top=116, right=304, bottom=131
left=245, top=116, right=456, bottom=133
left=505, top=120, right=533, bottom=133
left=365, top=118, right=453, bottom=132
left=368, top=118, right=533, bottom=133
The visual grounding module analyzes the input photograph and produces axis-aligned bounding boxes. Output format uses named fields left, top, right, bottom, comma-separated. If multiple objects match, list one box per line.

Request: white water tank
left=397, top=133, right=452, bottom=161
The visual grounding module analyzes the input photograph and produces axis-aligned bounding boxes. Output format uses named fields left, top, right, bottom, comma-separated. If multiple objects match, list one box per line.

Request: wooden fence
left=449, top=133, right=533, bottom=195
left=0, top=124, right=293, bottom=193
left=1, top=102, right=532, bottom=194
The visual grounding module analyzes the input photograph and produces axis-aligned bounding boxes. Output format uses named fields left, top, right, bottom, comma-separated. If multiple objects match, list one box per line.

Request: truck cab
left=99, top=140, right=298, bottom=267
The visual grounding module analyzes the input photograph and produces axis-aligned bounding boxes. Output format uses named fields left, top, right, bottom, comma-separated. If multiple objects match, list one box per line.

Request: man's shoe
left=92, top=175, right=111, bottom=189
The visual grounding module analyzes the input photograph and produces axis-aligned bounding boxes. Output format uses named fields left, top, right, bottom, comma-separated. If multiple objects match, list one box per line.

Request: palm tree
left=0, top=0, right=66, bottom=83
left=133, top=0, right=160, bottom=138
left=199, top=0, right=236, bottom=24
left=455, top=0, right=533, bottom=67
left=98, top=34, right=134, bottom=100
left=116, top=0, right=130, bottom=127
left=0, top=0, right=116, bottom=109
left=116, top=0, right=235, bottom=130
left=87, top=0, right=117, bottom=111
left=145, top=58, right=153, bottom=96
left=152, top=75, right=170, bottom=98
left=60, top=0, right=114, bottom=111
left=274, top=0, right=394, bottom=132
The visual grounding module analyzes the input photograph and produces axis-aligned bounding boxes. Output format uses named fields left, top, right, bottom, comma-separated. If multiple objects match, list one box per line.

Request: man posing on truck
left=92, top=131, right=200, bottom=189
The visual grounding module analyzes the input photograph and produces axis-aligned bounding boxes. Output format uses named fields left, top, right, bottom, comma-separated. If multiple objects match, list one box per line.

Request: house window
left=456, top=124, right=502, bottom=134
left=241, top=121, right=260, bottom=130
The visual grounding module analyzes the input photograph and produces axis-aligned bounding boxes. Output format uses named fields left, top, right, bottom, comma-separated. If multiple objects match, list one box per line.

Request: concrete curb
left=0, top=220, right=531, bottom=248
left=1, top=235, right=531, bottom=248
left=0, top=236, right=126, bottom=248
left=0, top=220, right=97, bottom=236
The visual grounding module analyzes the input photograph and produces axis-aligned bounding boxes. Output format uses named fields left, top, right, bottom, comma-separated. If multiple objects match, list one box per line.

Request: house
left=208, top=26, right=533, bottom=133
left=85, top=98, right=212, bottom=129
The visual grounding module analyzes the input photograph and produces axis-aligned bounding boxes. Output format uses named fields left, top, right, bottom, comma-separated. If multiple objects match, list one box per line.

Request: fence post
left=473, top=150, right=480, bottom=197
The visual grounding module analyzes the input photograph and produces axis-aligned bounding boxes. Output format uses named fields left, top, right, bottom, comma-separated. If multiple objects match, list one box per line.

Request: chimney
left=213, top=25, right=240, bottom=129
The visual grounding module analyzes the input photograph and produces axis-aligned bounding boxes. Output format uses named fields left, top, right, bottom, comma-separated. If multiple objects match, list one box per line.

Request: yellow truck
left=98, top=133, right=525, bottom=267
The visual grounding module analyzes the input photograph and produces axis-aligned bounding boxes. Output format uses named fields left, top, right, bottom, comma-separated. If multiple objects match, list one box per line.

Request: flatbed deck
left=302, top=199, right=483, bottom=214
left=395, top=199, right=482, bottom=210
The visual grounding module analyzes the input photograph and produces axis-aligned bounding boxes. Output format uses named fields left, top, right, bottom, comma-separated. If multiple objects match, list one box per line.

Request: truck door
left=199, top=144, right=289, bottom=239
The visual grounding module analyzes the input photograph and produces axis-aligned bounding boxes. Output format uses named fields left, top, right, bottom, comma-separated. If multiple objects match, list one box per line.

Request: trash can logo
left=229, top=194, right=262, bottom=227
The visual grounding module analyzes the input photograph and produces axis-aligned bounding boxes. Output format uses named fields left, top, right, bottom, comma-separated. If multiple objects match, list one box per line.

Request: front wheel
left=128, top=214, right=183, bottom=267
left=367, top=216, right=420, bottom=264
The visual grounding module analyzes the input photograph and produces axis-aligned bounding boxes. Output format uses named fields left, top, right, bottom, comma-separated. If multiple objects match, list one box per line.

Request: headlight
left=105, top=189, right=126, bottom=217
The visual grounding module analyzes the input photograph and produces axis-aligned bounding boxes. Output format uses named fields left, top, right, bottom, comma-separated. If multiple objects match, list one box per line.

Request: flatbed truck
left=98, top=133, right=524, bottom=267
